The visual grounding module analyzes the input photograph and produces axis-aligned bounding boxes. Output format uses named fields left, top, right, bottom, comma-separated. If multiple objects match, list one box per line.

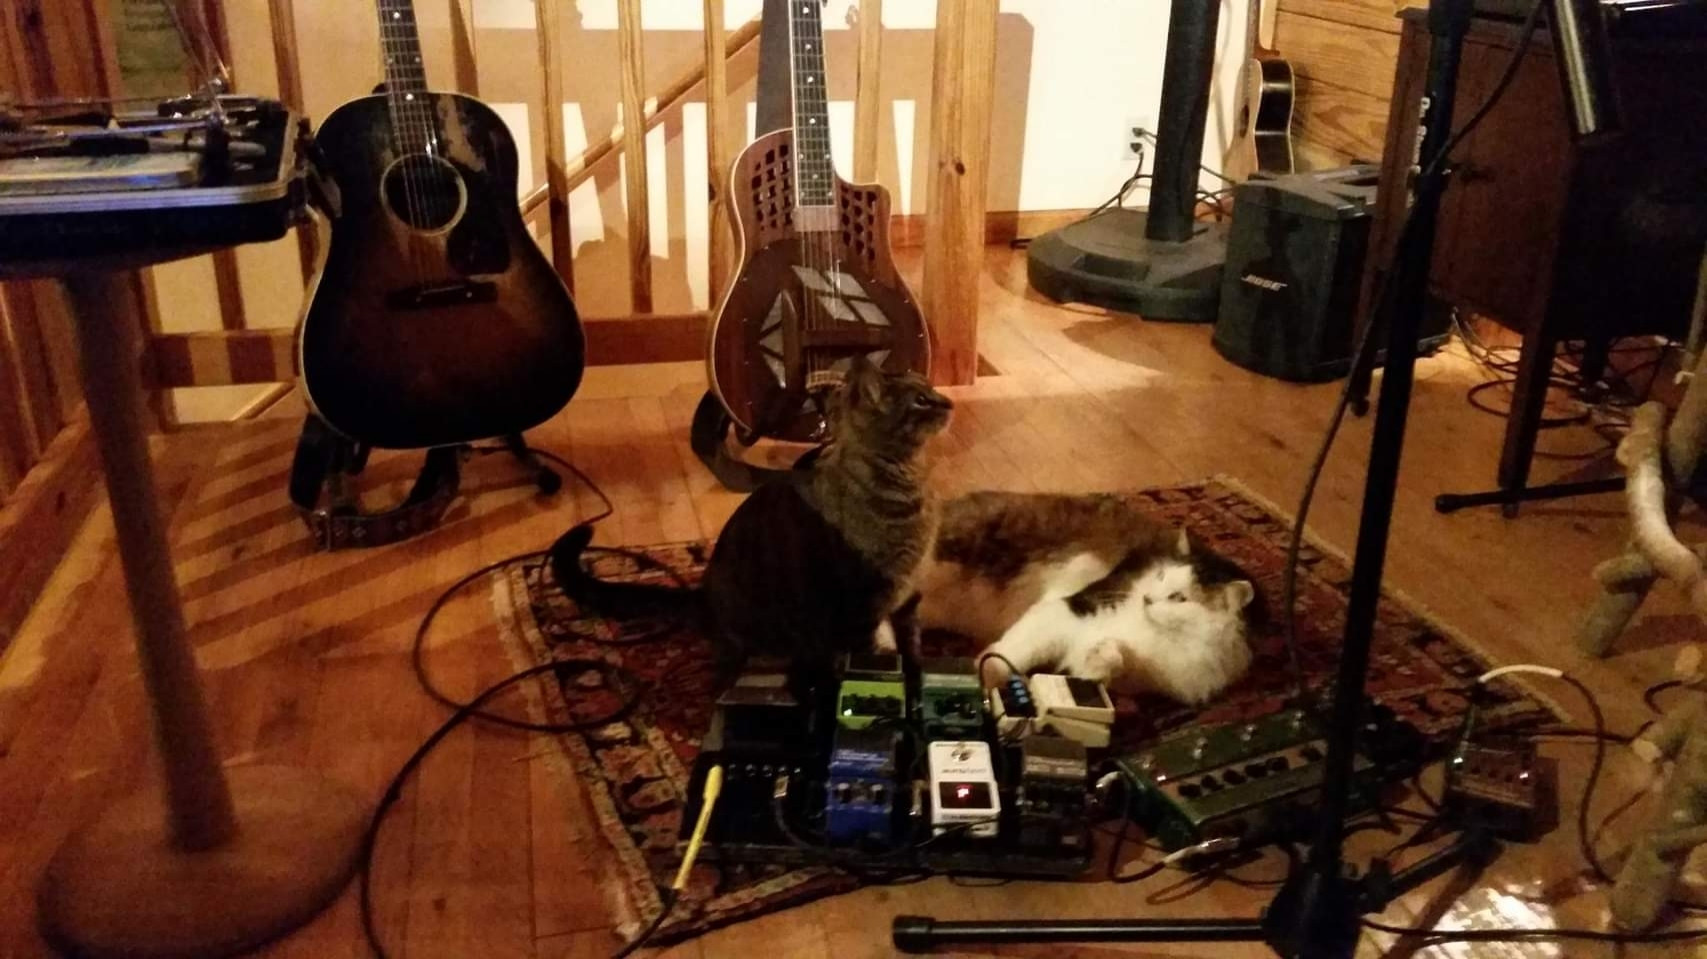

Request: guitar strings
left=377, top=3, right=428, bottom=280
left=796, top=0, right=833, bottom=393
left=789, top=1, right=819, bottom=387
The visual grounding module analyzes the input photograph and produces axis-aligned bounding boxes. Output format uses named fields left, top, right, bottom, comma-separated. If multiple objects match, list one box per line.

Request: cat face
left=1138, top=558, right=1255, bottom=631
left=829, top=354, right=953, bottom=444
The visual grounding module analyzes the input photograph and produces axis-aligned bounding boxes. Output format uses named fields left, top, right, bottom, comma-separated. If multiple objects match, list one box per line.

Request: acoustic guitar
left=707, top=0, right=930, bottom=445
left=298, top=0, right=584, bottom=450
left=1226, top=0, right=1297, bottom=181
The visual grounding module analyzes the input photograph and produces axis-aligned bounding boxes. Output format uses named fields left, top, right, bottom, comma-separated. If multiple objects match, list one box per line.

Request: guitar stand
left=690, top=392, right=820, bottom=493
left=1434, top=476, right=1626, bottom=516
left=500, top=433, right=563, bottom=495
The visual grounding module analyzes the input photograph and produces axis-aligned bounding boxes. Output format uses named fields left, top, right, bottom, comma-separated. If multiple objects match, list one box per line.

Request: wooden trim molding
left=0, top=414, right=98, bottom=653
left=147, top=312, right=716, bottom=388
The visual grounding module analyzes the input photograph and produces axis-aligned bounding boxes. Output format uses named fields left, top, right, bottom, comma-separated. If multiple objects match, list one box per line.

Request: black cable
left=1645, top=678, right=1693, bottom=714
left=1277, top=0, right=1548, bottom=706
left=359, top=659, right=645, bottom=959
left=1465, top=379, right=1593, bottom=428
left=1428, top=0, right=1543, bottom=178
left=1553, top=673, right=1614, bottom=885
left=611, top=889, right=678, bottom=959
left=366, top=445, right=683, bottom=959
left=470, top=443, right=615, bottom=525
left=408, top=458, right=691, bottom=732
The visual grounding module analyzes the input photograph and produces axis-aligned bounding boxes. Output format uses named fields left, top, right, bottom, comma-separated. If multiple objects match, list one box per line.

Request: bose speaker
left=1213, top=166, right=1447, bottom=383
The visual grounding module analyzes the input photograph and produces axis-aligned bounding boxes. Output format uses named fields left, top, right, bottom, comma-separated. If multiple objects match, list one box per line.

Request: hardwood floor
left=2, top=247, right=1702, bottom=958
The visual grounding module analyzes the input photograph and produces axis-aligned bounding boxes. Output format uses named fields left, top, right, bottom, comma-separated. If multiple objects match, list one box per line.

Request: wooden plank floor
left=3, top=247, right=1703, bottom=958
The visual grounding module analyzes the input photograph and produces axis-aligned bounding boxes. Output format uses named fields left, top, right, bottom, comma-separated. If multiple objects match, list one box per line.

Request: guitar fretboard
left=788, top=0, right=834, bottom=208
left=375, top=0, right=438, bottom=155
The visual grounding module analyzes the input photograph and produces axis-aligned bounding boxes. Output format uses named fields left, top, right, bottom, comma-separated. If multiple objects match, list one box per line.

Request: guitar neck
left=788, top=0, right=835, bottom=217
left=374, top=0, right=437, bottom=154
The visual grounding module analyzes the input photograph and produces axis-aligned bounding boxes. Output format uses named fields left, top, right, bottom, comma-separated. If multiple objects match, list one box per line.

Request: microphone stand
left=892, top=1, right=1498, bottom=954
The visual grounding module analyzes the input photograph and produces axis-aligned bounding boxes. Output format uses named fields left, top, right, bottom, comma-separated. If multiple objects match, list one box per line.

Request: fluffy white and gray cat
left=915, top=491, right=1260, bottom=705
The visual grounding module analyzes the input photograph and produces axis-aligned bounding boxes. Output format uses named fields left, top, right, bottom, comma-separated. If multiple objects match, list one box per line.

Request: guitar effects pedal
left=927, top=741, right=1000, bottom=838
left=918, top=657, right=984, bottom=740
left=836, top=653, right=906, bottom=729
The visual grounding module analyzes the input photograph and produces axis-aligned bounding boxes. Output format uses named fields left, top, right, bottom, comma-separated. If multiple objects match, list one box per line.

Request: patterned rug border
left=1204, top=473, right=1572, bottom=725
left=490, top=569, right=660, bottom=942
left=486, top=474, right=1572, bottom=946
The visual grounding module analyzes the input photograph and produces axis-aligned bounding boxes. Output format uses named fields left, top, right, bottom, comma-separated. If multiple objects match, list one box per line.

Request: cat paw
left=873, top=619, right=898, bottom=653
left=1078, top=639, right=1123, bottom=684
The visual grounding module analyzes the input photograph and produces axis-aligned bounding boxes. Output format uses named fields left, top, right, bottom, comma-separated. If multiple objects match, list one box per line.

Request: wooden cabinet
left=1356, top=9, right=1707, bottom=497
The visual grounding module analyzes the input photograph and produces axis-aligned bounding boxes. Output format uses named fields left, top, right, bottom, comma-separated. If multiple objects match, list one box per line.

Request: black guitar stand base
left=689, top=392, right=820, bottom=493
left=289, top=415, right=562, bottom=550
left=500, top=432, right=563, bottom=495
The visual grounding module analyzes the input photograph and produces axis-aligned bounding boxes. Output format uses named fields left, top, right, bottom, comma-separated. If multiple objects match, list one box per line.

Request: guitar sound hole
left=383, top=154, right=465, bottom=232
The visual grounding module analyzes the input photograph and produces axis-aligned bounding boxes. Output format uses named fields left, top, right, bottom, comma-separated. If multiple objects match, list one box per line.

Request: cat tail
left=548, top=524, right=700, bottom=620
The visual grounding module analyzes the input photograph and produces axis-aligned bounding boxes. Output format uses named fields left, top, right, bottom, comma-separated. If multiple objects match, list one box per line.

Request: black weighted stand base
left=893, top=917, right=1265, bottom=953
left=1435, top=477, right=1625, bottom=516
left=1025, top=210, right=1229, bottom=322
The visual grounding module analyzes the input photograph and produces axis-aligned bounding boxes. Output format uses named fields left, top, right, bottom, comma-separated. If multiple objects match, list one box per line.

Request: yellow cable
left=672, top=764, right=724, bottom=891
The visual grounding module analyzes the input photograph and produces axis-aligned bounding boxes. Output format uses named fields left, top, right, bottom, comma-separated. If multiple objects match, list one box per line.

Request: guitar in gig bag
left=707, top=0, right=930, bottom=445
left=298, top=0, right=584, bottom=451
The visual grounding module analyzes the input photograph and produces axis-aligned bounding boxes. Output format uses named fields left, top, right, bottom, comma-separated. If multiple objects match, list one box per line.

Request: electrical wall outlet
left=1123, top=116, right=1149, bottom=160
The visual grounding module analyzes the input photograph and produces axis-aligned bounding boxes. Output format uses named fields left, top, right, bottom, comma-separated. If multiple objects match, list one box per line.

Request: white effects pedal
left=926, top=741, right=1001, bottom=838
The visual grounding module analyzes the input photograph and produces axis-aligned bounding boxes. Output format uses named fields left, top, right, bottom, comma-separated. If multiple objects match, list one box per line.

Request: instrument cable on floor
left=362, top=446, right=697, bottom=959
left=1277, top=5, right=1707, bottom=940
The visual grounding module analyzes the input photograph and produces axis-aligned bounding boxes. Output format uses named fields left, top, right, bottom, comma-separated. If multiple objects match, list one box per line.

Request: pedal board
left=1107, top=702, right=1423, bottom=850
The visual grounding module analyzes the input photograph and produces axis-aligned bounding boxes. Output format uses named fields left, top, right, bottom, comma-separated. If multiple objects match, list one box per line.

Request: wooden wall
left=0, top=1, right=135, bottom=652
left=1274, top=0, right=1422, bottom=170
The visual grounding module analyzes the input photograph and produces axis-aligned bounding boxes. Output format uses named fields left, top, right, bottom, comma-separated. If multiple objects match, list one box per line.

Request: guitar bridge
left=805, top=370, right=844, bottom=391
left=386, top=280, right=498, bottom=311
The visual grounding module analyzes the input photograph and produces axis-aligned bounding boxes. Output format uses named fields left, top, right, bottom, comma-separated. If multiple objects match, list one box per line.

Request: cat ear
left=1224, top=580, right=1255, bottom=611
left=1174, top=528, right=1191, bottom=557
left=846, top=354, right=883, bottom=406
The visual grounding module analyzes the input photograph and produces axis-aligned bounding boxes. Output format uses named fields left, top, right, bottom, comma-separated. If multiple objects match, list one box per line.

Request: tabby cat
left=553, top=355, right=951, bottom=689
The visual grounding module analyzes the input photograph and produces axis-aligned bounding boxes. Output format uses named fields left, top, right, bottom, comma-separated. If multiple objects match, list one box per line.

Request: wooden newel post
left=922, top=0, right=997, bottom=387
left=31, top=264, right=365, bottom=959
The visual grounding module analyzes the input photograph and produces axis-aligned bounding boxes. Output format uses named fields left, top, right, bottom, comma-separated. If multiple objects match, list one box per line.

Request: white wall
left=157, top=0, right=1252, bottom=419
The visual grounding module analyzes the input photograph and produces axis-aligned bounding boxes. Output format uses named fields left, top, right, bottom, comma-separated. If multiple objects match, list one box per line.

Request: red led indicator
left=956, top=786, right=971, bottom=799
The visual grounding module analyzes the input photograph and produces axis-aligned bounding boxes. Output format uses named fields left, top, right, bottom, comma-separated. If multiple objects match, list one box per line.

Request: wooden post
left=519, top=17, right=761, bottom=216
left=201, top=2, right=248, bottom=331
left=921, top=0, right=997, bottom=386
left=266, top=0, right=316, bottom=283
left=703, top=0, right=732, bottom=304
left=450, top=0, right=480, bottom=96
left=617, top=0, right=653, bottom=314
left=853, top=0, right=883, bottom=183
left=534, top=0, right=576, bottom=290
